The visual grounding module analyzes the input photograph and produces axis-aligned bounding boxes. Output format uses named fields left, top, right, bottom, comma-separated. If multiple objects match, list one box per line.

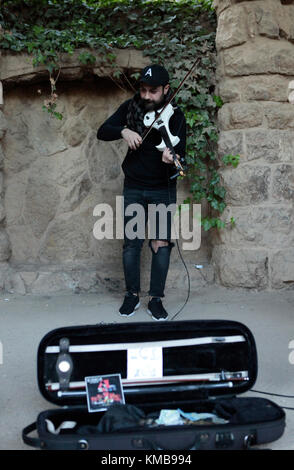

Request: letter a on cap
left=145, top=68, right=152, bottom=77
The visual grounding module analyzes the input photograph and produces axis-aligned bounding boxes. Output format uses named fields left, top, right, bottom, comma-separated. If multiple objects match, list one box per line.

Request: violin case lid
left=37, top=319, right=258, bottom=407
left=21, top=319, right=286, bottom=450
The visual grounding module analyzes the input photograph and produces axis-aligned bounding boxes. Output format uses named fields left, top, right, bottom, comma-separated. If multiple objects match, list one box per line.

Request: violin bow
left=141, top=57, right=201, bottom=143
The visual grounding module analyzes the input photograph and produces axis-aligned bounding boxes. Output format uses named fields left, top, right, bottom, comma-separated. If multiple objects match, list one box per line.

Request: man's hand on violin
left=162, top=147, right=178, bottom=164
left=121, top=128, right=142, bottom=150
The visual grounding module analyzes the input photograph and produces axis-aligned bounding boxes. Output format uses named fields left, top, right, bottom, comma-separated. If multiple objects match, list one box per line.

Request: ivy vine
left=0, top=0, right=238, bottom=231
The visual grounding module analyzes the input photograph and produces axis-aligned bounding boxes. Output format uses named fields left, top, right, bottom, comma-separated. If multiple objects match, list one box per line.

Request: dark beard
left=142, top=100, right=155, bottom=112
left=126, top=89, right=173, bottom=136
left=141, top=94, right=165, bottom=112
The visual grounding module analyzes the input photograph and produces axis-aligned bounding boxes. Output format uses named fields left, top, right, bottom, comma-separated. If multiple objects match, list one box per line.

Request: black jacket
left=97, top=99, right=186, bottom=189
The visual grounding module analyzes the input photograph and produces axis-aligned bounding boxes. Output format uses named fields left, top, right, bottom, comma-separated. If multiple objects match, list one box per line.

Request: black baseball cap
left=140, top=64, right=170, bottom=87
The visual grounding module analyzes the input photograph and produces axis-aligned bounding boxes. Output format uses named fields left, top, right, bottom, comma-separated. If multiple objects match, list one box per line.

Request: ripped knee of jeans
left=149, top=239, right=175, bottom=254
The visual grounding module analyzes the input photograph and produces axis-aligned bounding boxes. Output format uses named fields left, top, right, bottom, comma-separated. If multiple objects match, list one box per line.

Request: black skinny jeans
left=123, top=185, right=176, bottom=298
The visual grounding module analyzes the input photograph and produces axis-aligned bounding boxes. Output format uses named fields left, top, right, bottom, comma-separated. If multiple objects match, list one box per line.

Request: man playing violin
left=97, top=64, right=186, bottom=321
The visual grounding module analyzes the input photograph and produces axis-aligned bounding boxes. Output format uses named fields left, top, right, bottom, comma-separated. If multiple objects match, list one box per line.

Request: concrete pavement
left=0, top=285, right=293, bottom=450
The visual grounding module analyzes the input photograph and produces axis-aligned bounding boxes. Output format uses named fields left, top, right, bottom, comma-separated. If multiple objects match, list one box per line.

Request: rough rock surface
left=213, top=0, right=294, bottom=290
left=0, top=51, right=211, bottom=294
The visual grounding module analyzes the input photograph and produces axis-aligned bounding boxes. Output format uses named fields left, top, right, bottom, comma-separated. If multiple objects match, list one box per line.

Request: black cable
left=250, top=389, right=294, bottom=399
left=166, top=164, right=191, bottom=322
left=170, top=236, right=191, bottom=322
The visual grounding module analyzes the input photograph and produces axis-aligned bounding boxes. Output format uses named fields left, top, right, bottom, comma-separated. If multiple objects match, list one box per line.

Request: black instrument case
left=22, top=319, right=285, bottom=450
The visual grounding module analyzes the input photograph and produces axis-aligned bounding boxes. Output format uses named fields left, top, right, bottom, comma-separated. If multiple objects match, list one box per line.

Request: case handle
left=135, top=435, right=202, bottom=451
left=22, top=422, right=43, bottom=448
left=22, top=422, right=86, bottom=450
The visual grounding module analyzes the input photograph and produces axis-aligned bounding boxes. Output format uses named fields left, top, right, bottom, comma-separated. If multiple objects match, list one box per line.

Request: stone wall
left=0, top=80, right=11, bottom=281
left=2, top=0, right=294, bottom=295
left=212, top=0, right=294, bottom=289
left=0, top=50, right=212, bottom=295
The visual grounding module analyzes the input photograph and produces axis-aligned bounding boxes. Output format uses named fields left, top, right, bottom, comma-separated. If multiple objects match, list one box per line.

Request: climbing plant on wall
left=0, top=0, right=237, bottom=231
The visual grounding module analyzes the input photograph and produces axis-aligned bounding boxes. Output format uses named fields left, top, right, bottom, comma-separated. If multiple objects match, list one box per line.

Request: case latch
left=55, top=338, right=73, bottom=392
left=215, top=432, right=235, bottom=449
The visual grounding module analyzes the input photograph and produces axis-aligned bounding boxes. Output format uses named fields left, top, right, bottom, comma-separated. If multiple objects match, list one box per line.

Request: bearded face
left=139, top=84, right=170, bottom=112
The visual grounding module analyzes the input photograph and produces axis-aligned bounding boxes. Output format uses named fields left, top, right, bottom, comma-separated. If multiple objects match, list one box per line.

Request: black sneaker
left=147, top=297, right=168, bottom=321
left=119, top=292, right=140, bottom=317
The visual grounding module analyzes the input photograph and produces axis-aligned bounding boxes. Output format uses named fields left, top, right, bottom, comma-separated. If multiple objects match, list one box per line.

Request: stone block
left=2, top=117, right=38, bottom=174
left=288, top=80, right=294, bottom=103
left=277, top=4, right=294, bottom=42
left=0, top=144, right=4, bottom=169
left=217, top=130, right=244, bottom=162
left=213, top=0, right=233, bottom=15
left=27, top=268, right=105, bottom=294
left=254, top=5, right=280, bottom=39
left=216, top=205, right=294, bottom=248
left=0, top=200, right=5, bottom=222
left=19, top=271, right=38, bottom=287
left=212, top=245, right=269, bottom=289
left=30, top=271, right=77, bottom=294
left=127, top=49, right=149, bottom=69
left=217, top=79, right=241, bottom=103
left=0, top=262, right=10, bottom=291
left=80, top=105, right=110, bottom=131
left=53, top=147, right=88, bottom=188
left=221, top=164, right=270, bottom=205
left=59, top=171, right=92, bottom=213
left=2, top=96, right=66, bottom=174
left=62, top=115, right=91, bottom=147
left=264, top=103, right=294, bottom=129
left=218, top=103, right=263, bottom=130
left=23, top=173, right=61, bottom=239
left=11, top=272, right=26, bottom=295
left=24, top=103, right=67, bottom=156
left=0, top=110, right=8, bottom=139
left=270, top=249, right=294, bottom=289
left=38, top=210, right=94, bottom=264
left=223, top=39, right=294, bottom=76
left=0, top=229, right=11, bottom=261
left=69, top=269, right=106, bottom=293
left=4, top=170, right=29, bottom=226
left=6, top=223, right=39, bottom=262
left=245, top=130, right=294, bottom=163
left=85, top=131, right=124, bottom=186
left=216, top=5, right=247, bottom=50
left=244, top=76, right=290, bottom=102
left=0, top=48, right=147, bottom=84
left=272, top=164, right=294, bottom=202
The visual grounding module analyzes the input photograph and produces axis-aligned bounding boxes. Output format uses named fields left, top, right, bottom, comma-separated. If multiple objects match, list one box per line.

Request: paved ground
left=0, top=285, right=293, bottom=450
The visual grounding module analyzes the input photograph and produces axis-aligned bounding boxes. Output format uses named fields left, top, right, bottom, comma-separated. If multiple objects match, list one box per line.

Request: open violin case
left=22, top=319, right=285, bottom=450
